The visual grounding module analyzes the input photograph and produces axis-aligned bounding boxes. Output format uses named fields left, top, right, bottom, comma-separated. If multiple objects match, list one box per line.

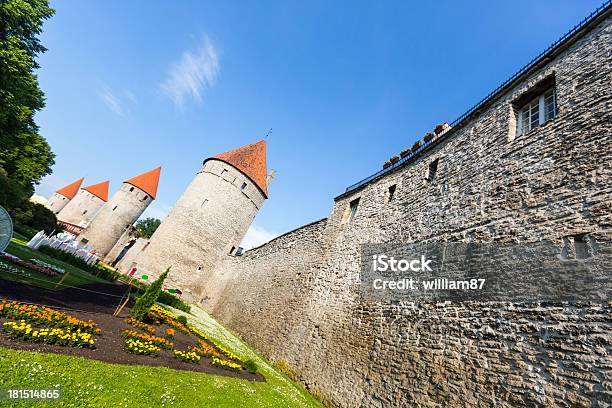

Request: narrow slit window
left=427, top=159, right=439, bottom=181
left=241, top=182, right=247, bottom=190
left=348, top=198, right=360, bottom=223
left=386, top=185, right=397, bottom=202
left=82, top=210, right=88, bottom=215
left=129, top=186, right=134, bottom=192
left=112, top=206, right=118, bottom=211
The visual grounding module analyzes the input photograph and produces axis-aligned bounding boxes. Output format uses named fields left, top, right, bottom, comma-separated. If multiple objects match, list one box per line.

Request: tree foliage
left=0, top=0, right=55, bottom=191
left=130, top=267, right=170, bottom=321
left=11, top=200, right=60, bottom=234
left=135, top=217, right=162, bottom=238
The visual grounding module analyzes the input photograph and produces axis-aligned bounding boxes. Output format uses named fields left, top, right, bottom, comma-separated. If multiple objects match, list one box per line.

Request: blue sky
left=34, top=0, right=602, bottom=248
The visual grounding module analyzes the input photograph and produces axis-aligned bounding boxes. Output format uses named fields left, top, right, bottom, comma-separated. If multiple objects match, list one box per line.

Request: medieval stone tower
left=56, top=181, right=109, bottom=234
left=44, top=177, right=84, bottom=215
left=130, top=140, right=268, bottom=300
left=79, top=167, right=161, bottom=257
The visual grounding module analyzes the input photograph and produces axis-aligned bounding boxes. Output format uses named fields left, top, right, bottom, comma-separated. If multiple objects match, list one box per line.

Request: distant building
left=78, top=167, right=161, bottom=257
left=43, top=177, right=84, bottom=214
left=56, top=180, right=109, bottom=235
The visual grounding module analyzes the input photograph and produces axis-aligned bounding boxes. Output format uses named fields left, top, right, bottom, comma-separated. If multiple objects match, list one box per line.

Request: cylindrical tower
left=131, top=140, right=268, bottom=300
left=56, top=181, right=109, bottom=234
left=44, top=177, right=84, bottom=215
left=79, top=167, right=161, bottom=257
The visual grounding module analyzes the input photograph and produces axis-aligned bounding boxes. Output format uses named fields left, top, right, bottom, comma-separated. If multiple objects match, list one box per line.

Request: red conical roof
left=125, top=167, right=161, bottom=199
left=210, top=140, right=268, bottom=197
left=56, top=177, right=84, bottom=199
left=83, top=181, right=110, bottom=202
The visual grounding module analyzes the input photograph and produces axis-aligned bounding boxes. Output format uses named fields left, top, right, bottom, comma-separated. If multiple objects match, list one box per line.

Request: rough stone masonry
left=202, top=8, right=612, bottom=408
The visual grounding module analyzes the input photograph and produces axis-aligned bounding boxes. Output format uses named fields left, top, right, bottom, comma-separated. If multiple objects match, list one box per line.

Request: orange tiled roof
left=83, top=181, right=110, bottom=202
left=211, top=140, right=268, bottom=197
left=125, top=167, right=161, bottom=199
left=56, top=178, right=84, bottom=199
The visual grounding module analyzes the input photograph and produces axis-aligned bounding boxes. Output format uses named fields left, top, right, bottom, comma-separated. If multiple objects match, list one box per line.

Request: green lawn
left=0, top=306, right=323, bottom=408
left=1, top=238, right=107, bottom=290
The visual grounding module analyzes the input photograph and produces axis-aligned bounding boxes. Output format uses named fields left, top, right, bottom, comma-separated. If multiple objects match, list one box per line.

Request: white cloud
left=240, top=224, right=279, bottom=250
left=99, top=84, right=125, bottom=116
left=160, top=35, right=220, bottom=108
left=98, top=84, right=136, bottom=116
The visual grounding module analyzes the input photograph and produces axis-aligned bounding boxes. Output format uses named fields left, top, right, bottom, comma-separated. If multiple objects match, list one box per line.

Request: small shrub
left=157, top=291, right=191, bottom=313
left=177, top=315, right=187, bottom=325
left=130, top=268, right=169, bottom=321
left=244, top=359, right=258, bottom=373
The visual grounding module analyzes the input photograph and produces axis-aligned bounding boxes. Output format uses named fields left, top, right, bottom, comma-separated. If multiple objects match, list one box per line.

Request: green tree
left=0, top=0, right=55, bottom=191
left=0, top=168, right=26, bottom=209
left=11, top=200, right=59, bottom=234
left=135, top=217, right=161, bottom=238
left=130, top=267, right=170, bottom=321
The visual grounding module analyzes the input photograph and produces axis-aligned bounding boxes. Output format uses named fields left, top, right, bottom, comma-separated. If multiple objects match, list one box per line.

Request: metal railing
left=341, top=0, right=611, bottom=197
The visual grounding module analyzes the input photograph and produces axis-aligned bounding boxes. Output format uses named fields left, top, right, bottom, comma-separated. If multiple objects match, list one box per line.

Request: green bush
left=244, top=359, right=258, bottom=373
left=13, top=224, right=38, bottom=240
left=176, top=315, right=188, bottom=325
left=128, top=279, right=191, bottom=313
left=37, top=245, right=120, bottom=281
left=130, top=267, right=169, bottom=321
left=10, top=201, right=62, bottom=234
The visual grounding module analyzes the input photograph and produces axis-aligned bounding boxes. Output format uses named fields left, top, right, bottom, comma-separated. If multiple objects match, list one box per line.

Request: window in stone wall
left=141, top=194, right=148, bottom=201
left=426, top=158, right=439, bottom=181
left=348, top=197, right=360, bottom=223
left=386, top=184, right=397, bottom=203
left=516, top=87, right=557, bottom=136
left=82, top=210, right=88, bottom=215
left=112, top=205, right=118, bottom=211
left=129, top=186, right=134, bottom=192
left=241, top=182, right=247, bottom=190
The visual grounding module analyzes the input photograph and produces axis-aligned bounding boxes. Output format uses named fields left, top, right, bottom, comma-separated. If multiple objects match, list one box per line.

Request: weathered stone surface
left=79, top=182, right=153, bottom=257
left=201, top=12, right=612, bottom=408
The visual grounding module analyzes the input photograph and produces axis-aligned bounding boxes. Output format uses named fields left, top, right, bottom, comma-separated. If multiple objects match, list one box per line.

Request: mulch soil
left=0, top=278, right=264, bottom=382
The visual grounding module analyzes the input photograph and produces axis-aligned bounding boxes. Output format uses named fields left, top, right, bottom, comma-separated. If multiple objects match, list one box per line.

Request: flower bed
left=211, top=357, right=242, bottom=372
left=0, top=301, right=100, bottom=334
left=147, top=305, right=189, bottom=334
left=215, top=342, right=242, bottom=362
left=3, top=321, right=96, bottom=349
left=0, top=253, right=58, bottom=277
left=191, top=340, right=222, bottom=358
left=165, top=328, right=175, bottom=339
left=122, top=329, right=173, bottom=349
left=188, top=325, right=209, bottom=341
left=124, top=338, right=160, bottom=355
left=174, top=350, right=200, bottom=363
left=125, top=317, right=155, bottom=334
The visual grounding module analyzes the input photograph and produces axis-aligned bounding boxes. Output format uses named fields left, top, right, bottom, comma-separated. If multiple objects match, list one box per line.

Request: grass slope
left=0, top=306, right=323, bottom=408
left=1, top=238, right=106, bottom=289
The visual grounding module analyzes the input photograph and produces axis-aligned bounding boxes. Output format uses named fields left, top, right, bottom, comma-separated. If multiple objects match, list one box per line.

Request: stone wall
left=206, top=12, right=612, bottom=408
